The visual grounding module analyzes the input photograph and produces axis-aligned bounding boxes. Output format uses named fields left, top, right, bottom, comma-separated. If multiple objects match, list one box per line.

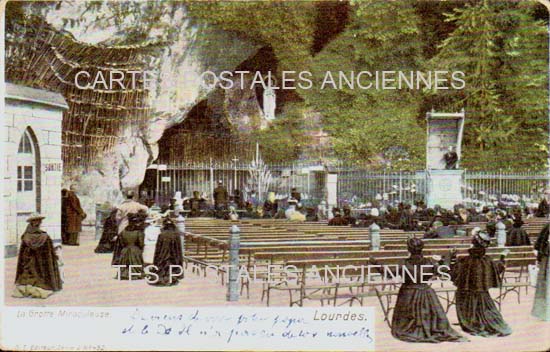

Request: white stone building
left=3, top=83, right=67, bottom=257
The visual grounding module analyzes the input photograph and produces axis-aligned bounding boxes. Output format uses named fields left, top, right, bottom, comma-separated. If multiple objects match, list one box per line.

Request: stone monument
left=262, top=79, right=276, bottom=121
left=326, top=172, right=338, bottom=220
left=425, top=109, right=465, bottom=209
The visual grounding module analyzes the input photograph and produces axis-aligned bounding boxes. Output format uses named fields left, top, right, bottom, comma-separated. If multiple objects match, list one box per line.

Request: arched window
left=17, top=130, right=35, bottom=192
left=18, top=131, right=33, bottom=154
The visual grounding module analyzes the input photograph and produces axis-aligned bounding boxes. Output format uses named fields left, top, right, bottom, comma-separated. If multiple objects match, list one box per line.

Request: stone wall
left=4, top=84, right=65, bottom=256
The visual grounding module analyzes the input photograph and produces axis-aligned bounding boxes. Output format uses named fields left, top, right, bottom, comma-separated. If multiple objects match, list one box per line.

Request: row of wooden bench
left=182, top=217, right=544, bottom=271
left=179, top=218, right=543, bottom=317
left=182, top=219, right=538, bottom=302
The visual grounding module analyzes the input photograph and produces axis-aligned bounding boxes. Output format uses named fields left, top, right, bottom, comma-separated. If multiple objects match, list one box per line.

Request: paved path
left=3, top=226, right=549, bottom=351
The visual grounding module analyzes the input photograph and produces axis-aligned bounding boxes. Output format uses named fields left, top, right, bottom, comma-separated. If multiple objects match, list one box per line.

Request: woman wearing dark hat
left=370, top=237, right=465, bottom=343
left=535, top=197, right=549, bottom=218
left=342, top=205, right=356, bottom=226
left=95, top=207, right=118, bottom=253
left=148, top=216, right=185, bottom=286
left=505, top=216, right=530, bottom=246
left=13, top=213, right=62, bottom=299
left=450, top=231, right=512, bottom=337
left=113, top=211, right=146, bottom=280
left=485, top=212, right=497, bottom=238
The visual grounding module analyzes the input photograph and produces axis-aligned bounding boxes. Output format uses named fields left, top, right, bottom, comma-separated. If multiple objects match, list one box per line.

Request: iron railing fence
left=337, top=170, right=427, bottom=207
left=142, top=160, right=549, bottom=207
left=463, top=170, right=549, bottom=203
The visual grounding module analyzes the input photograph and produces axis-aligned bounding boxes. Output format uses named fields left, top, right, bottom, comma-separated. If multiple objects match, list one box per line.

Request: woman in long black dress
left=149, top=217, right=184, bottom=286
left=113, top=212, right=146, bottom=280
left=505, top=216, right=530, bottom=246
left=95, top=208, right=118, bottom=253
left=371, top=237, right=466, bottom=343
left=13, top=213, right=62, bottom=299
left=450, top=231, right=512, bottom=337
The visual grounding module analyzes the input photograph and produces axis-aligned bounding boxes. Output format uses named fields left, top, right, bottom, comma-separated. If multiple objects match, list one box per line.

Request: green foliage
left=9, top=0, right=550, bottom=170
left=302, top=0, right=426, bottom=169
left=429, top=0, right=548, bottom=169
left=251, top=103, right=312, bottom=163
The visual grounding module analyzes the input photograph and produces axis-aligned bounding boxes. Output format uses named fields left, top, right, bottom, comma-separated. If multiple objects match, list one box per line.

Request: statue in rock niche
left=262, top=77, right=276, bottom=121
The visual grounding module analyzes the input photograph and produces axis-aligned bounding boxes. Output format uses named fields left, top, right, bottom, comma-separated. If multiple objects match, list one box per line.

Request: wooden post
left=496, top=221, right=506, bottom=248
left=369, top=222, right=381, bottom=251
left=232, top=156, right=239, bottom=194
left=399, top=170, right=403, bottom=203
left=176, top=213, right=186, bottom=256
left=210, top=158, right=214, bottom=203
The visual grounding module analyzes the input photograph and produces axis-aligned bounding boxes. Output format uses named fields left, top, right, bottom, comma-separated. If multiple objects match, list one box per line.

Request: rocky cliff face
left=46, top=3, right=264, bottom=217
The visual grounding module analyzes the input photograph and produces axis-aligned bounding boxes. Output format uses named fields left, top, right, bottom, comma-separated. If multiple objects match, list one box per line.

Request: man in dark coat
left=149, top=217, right=184, bottom=286
left=13, top=213, right=62, bottom=299
left=61, top=185, right=87, bottom=246
left=290, top=188, right=301, bottom=203
left=449, top=231, right=512, bottom=337
left=328, top=208, right=348, bottom=226
left=189, top=191, right=206, bottom=217
left=213, top=180, right=228, bottom=217
left=342, top=206, right=356, bottom=226
left=398, top=204, right=416, bottom=231
left=385, top=207, right=401, bottom=229
left=233, top=189, right=244, bottom=209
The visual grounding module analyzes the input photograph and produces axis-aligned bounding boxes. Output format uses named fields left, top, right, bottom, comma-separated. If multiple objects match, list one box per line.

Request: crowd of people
left=10, top=183, right=550, bottom=344
left=324, top=198, right=548, bottom=247
left=139, top=180, right=550, bottom=234
left=138, top=181, right=324, bottom=221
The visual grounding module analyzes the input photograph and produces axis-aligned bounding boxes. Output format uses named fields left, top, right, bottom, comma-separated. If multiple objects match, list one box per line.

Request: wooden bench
left=374, top=282, right=456, bottom=328
left=496, top=257, right=536, bottom=309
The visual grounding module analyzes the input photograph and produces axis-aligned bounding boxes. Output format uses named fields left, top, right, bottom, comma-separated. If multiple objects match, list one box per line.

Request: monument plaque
left=425, top=109, right=465, bottom=208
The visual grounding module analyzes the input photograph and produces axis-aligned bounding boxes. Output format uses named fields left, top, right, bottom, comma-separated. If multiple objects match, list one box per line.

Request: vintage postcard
left=1, top=0, right=550, bottom=351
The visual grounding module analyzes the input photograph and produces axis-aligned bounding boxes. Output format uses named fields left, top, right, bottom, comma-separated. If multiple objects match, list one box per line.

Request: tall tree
left=429, top=0, right=548, bottom=169
left=303, top=0, right=426, bottom=169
